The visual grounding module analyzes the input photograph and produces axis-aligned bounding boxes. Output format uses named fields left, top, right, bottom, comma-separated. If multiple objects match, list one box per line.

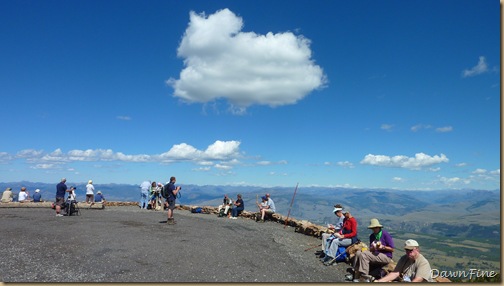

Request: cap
left=35, top=189, right=40, bottom=193
left=97, top=191, right=102, bottom=194
left=333, top=207, right=343, bottom=213
left=88, top=180, right=93, bottom=184
left=404, top=239, right=419, bottom=250
left=261, top=196, right=267, bottom=201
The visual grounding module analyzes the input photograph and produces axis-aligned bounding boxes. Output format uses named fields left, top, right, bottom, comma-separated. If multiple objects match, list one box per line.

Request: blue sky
left=0, top=0, right=500, bottom=190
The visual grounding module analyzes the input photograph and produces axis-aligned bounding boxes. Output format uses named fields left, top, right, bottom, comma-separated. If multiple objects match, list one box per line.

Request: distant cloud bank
left=360, top=152, right=449, bottom=170
left=167, top=8, right=327, bottom=112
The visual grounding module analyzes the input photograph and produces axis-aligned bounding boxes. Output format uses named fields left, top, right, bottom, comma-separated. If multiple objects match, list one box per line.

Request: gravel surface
left=0, top=206, right=350, bottom=283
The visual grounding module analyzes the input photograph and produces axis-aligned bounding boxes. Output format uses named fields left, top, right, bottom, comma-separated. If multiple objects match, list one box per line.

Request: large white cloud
left=360, top=152, right=449, bottom=170
left=167, top=8, right=326, bottom=110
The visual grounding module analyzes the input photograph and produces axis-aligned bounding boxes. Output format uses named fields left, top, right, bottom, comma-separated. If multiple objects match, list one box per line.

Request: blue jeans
left=140, top=191, right=149, bottom=209
left=232, top=206, right=244, bottom=217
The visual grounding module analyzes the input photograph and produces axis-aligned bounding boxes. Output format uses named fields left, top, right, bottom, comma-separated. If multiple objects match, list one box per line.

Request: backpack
left=161, top=184, right=170, bottom=199
left=335, top=246, right=347, bottom=262
left=191, top=207, right=203, bottom=213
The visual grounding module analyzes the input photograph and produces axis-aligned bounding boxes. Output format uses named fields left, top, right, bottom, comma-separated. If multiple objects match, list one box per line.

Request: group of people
left=216, top=192, right=276, bottom=221
left=54, top=178, right=106, bottom=216
left=217, top=193, right=245, bottom=219
left=318, top=204, right=434, bottom=282
left=139, top=177, right=181, bottom=224
left=2, top=187, right=43, bottom=203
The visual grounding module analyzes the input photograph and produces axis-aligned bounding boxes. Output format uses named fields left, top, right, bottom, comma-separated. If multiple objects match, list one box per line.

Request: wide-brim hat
left=35, top=189, right=40, bottom=193
left=88, top=180, right=93, bottom=184
left=368, top=218, right=383, bottom=229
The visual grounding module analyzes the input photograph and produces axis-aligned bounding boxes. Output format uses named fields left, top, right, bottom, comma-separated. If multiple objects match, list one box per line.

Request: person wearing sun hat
left=319, top=204, right=346, bottom=259
left=375, top=239, right=433, bottom=282
left=86, top=180, right=95, bottom=204
left=351, top=218, right=395, bottom=282
left=32, top=189, right=43, bottom=202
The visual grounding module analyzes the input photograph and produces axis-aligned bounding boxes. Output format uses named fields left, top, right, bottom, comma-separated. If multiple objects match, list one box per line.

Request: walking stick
left=284, top=183, right=299, bottom=229
left=304, top=243, right=322, bottom=251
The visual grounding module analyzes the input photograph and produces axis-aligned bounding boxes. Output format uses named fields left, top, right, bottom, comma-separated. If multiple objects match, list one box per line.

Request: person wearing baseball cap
left=318, top=204, right=346, bottom=259
left=322, top=207, right=359, bottom=266
left=376, top=239, right=433, bottom=282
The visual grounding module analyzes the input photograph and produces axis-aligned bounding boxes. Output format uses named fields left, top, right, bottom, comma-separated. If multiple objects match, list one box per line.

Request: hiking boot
left=318, top=252, right=326, bottom=258
left=345, top=274, right=354, bottom=281
left=323, top=258, right=336, bottom=266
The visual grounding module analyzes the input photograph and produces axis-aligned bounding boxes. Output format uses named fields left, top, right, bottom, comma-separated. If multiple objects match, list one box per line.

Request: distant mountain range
left=2, top=181, right=499, bottom=227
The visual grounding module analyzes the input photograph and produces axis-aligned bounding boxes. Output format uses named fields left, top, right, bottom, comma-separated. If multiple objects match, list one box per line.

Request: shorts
left=55, top=197, right=65, bottom=207
left=166, top=199, right=175, bottom=210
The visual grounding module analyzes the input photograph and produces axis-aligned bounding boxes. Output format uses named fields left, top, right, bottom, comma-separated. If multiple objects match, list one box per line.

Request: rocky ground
left=0, top=206, right=351, bottom=283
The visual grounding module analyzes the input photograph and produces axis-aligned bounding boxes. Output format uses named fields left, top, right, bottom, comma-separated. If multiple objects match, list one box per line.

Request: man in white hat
left=375, top=239, right=433, bottom=282
left=319, top=204, right=345, bottom=258
left=352, top=218, right=395, bottom=282
left=33, top=189, right=43, bottom=202
left=86, top=180, right=95, bottom=204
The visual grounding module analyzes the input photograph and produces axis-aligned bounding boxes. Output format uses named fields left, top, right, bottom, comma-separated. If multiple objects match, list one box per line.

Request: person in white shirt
left=18, top=187, right=30, bottom=202
left=85, top=180, right=95, bottom=204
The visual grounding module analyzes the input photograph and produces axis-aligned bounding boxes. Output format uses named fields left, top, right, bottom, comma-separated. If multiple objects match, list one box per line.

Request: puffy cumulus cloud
left=462, top=56, right=488, bottom=78
left=167, top=9, right=326, bottom=110
left=360, top=152, right=449, bottom=170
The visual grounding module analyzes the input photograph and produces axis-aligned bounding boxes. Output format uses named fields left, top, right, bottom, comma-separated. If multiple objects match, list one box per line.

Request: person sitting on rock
left=375, top=239, right=433, bottom=282
left=258, top=193, right=275, bottom=222
left=18, top=187, right=31, bottom=202
left=94, top=191, right=106, bottom=203
left=352, top=218, right=394, bottom=282
left=1, top=187, right=13, bottom=203
left=230, top=194, right=244, bottom=219
left=218, top=194, right=232, bottom=217
left=322, top=208, right=358, bottom=266
left=318, top=204, right=345, bottom=259
left=32, top=189, right=43, bottom=202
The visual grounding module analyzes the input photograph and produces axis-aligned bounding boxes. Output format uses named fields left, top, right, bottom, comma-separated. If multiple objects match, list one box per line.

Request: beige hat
left=404, top=239, right=419, bottom=250
left=368, top=218, right=383, bottom=229
left=88, top=180, right=93, bottom=184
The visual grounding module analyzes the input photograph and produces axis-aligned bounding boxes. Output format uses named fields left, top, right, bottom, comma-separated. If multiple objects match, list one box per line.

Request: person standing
left=375, top=239, right=433, bottom=282
left=139, top=180, right=151, bottom=209
left=55, top=178, right=68, bottom=217
left=86, top=180, right=95, bottom=204
left=164, top=177, right=181, bottom=224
